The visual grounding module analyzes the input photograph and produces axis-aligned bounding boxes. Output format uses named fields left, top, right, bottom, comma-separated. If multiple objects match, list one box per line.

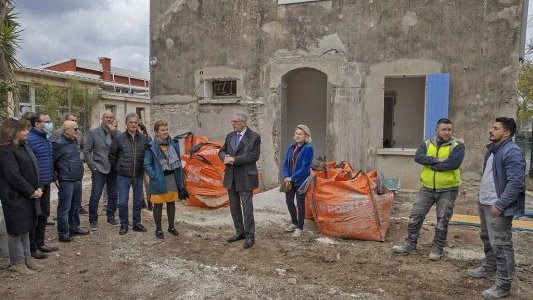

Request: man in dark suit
left=219, top=111, right=261, bottom=249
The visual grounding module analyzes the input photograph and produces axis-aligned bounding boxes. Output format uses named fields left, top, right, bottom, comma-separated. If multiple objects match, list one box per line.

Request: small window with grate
left=212, top=80, right=237, bottom=97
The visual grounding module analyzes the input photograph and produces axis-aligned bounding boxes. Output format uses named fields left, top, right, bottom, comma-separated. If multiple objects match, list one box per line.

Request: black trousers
left=285, top=186, right=305, bottom=230
left=228, top=189, right=255, bottom=238
left=30, top=184, right=51, bottom=250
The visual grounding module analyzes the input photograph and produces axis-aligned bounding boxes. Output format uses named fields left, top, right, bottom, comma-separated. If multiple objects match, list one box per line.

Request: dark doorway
left=280, top=68, right=327, bottom=170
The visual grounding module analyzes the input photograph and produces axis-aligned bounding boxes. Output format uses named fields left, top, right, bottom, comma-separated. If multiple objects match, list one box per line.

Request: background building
left=12, top=57, right=151, bottom=132
left=150, top=0, right=528, bottom=189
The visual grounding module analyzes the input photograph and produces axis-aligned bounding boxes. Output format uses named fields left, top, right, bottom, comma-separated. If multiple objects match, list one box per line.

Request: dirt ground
left=1, top=177, right=532, bottom=300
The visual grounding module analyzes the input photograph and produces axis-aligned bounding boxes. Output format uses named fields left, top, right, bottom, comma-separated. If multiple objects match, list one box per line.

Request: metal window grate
left=212, top=80, right=237, bottom=97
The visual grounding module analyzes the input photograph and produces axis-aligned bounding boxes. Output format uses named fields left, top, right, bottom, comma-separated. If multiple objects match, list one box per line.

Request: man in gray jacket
left=84, top=111, right=119, bottom=230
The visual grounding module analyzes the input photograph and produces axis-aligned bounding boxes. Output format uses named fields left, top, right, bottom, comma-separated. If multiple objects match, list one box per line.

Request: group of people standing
left=0, top=111, right=190, bottom=274
left=85, top=111, right=189, bottom=238
left=0, top=110, right=525, bottom=299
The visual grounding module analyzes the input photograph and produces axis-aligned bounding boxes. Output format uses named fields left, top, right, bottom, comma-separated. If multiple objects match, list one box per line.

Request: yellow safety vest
left=419, top=139, right=461, bottom=189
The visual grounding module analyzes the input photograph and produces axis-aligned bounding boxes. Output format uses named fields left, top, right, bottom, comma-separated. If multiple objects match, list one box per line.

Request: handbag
left=279, top=180, right=293, bottom=193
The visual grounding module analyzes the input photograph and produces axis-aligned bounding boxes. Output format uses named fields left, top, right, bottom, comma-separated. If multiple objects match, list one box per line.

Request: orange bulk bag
left=177, top=133, right=229, bottom=208
left=306, top=161, right=394, bottom=241
left=304, top=162, right=354, bottom=220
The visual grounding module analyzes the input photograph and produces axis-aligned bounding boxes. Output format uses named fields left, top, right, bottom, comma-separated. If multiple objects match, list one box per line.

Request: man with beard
left=84, top=111, right=120, bottom=230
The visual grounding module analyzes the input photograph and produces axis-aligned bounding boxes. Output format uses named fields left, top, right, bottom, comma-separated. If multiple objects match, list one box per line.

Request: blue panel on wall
left=425, top=73, right=450, bottom=140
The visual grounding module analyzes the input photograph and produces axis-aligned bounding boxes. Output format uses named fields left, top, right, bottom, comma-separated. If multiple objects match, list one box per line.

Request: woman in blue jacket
left=144, top=120, right=188, bottom=239
left=281, top=125, right=314, bottom=237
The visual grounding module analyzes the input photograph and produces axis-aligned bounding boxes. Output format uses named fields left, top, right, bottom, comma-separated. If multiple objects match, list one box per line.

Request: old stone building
left=150, top=0, right=527, bottom=189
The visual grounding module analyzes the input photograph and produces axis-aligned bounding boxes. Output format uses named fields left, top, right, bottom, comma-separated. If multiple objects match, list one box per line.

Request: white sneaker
left=284, top=224, right=297, bottom=232
left=292, top=229, right=302, bottom=237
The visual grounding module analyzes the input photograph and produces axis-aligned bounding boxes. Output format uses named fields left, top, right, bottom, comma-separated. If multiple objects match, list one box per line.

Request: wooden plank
left=450, top=214, right=533, bottom=231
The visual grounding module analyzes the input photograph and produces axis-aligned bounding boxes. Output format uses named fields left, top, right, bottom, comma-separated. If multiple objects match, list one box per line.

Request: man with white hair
left=109, top=113, right=150, bottom=235
left=218, top=111, right=261, bottom=249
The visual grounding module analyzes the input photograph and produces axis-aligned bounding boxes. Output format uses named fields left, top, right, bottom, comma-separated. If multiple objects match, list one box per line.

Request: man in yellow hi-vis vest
left=392, top=118, right=465, bottom=260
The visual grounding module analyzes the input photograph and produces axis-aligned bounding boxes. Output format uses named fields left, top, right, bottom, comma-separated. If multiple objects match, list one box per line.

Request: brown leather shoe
left=25, top=257, right=44, bottom=272
left=243, top=237, right=255, bottom=249
left=31, top=249, right=48, bottom=259
left=226, top=234, right=245, bottom=243
left=10, top=263, right=35, bottom=275
left=38, top=244, right=59, bottom=253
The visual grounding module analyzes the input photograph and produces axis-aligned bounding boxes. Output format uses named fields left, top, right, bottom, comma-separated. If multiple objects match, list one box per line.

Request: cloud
left=14, top=0, right=149, bottom=74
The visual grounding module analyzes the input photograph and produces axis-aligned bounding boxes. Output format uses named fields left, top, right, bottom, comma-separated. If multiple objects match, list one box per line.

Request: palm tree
left=0, top=0, right=22, bottom=120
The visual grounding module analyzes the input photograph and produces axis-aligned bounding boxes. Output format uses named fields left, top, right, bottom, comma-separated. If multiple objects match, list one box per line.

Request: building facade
left=150, top=0, right=527, bottom=189
left=14, top=57, right=151, bottom=132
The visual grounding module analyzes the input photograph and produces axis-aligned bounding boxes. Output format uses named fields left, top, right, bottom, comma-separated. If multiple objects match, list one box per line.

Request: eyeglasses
left=68, top=127, right=79, bottom=131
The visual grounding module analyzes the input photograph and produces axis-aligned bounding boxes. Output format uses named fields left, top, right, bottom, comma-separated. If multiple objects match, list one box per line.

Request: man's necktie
left=235, top=133, right=242, bottom=149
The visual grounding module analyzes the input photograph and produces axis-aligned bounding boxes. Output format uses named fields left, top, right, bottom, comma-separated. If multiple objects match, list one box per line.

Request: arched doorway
left=280, top=68, right=328, bottom=170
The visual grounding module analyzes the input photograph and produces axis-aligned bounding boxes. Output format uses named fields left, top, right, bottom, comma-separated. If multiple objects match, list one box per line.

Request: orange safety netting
left=304, top=161, right=394, bottom=241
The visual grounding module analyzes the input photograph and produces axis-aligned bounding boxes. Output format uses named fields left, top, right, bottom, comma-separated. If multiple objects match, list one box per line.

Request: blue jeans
left=405, top=187, right=458, bottom=251
left=117, top=175, right=144, bottom=226
left=88, top=170, right=118, bottom=224
left=57, top=180, right=82, bottom=239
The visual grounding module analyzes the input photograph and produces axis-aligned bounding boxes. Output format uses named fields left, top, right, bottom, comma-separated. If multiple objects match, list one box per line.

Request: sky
left=14, top=0, right=149, bottom=74
left=12, top=0, right=533, bottom=75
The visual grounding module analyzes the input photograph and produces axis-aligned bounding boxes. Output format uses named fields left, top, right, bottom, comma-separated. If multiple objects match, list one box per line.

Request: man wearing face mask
left=26, top=112, right=59, bottom=259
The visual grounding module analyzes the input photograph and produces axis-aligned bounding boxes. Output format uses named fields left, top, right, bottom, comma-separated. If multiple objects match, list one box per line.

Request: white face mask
left=43, top=121, right=54, bottom=134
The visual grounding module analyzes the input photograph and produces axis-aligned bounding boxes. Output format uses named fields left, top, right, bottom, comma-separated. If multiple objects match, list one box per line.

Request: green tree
left=0, top=0, right=22, bottom=121
left=518, top=42, right=533, bottom=177
left=66, top=80, right=100, bottom=132
left=34, top=80, right=100, bottom=132
left=517, top=63, right=533, bottom=122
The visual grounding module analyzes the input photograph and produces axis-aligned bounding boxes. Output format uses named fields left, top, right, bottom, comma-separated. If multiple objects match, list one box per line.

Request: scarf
left=156, top=136, right=181, bottom=171
left=290, top=142, right=304, bottom=170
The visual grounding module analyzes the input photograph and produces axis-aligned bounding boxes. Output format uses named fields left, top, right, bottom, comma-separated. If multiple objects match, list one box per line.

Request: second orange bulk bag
left=305, top=162, right=394, bottom=241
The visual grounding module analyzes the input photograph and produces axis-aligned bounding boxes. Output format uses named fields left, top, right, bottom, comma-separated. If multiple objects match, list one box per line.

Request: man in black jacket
left=53, top=120, right=89, bottom=242
left=218, top=111, right=261, bottom=249
left=109, top=113, right=150, bottom=235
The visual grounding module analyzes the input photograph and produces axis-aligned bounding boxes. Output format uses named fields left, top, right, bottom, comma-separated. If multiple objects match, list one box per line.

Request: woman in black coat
left=0, top=117, right=44, bottom=274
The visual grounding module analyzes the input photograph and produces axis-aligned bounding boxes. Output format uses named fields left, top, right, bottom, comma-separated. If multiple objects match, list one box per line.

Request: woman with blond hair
left=281, top=124, right=314, bottom=237
left=144, top=120, right=188, bottom=239
left=0, top=117, right=44, bottom=274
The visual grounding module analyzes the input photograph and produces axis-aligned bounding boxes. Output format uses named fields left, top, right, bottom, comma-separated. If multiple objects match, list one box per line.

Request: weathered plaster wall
left=150, top=0, right=524, bottom=189
left=94, top=98, right=151, bottom=132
